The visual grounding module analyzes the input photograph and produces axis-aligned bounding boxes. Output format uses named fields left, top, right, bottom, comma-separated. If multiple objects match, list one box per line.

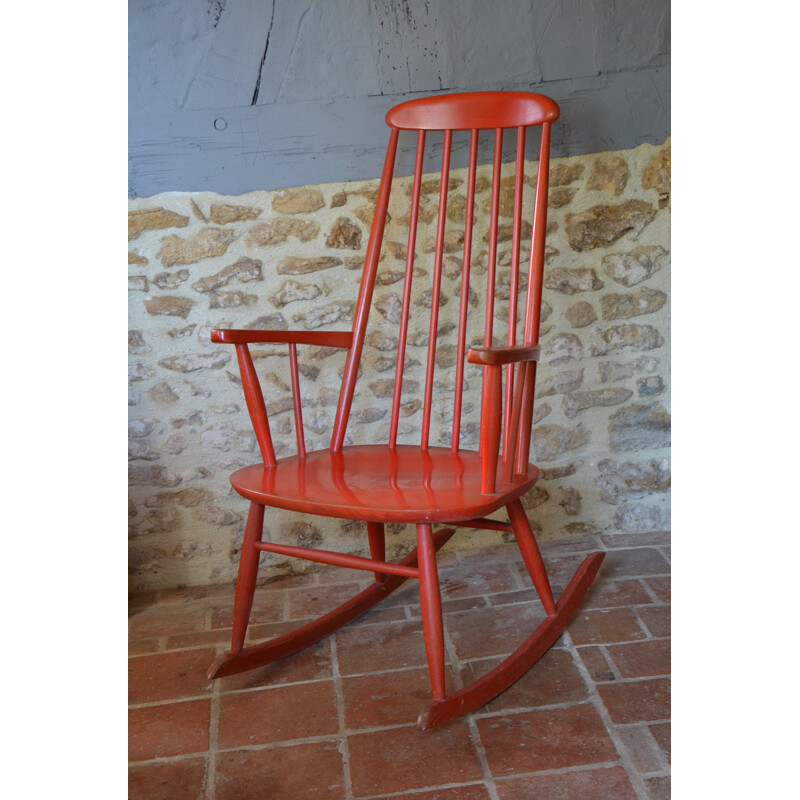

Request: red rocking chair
left=206, top=91, right=605, bottom=729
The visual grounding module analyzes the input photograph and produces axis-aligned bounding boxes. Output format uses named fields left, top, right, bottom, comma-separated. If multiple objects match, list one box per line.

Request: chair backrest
left=330, top=91, right=559, bottom=472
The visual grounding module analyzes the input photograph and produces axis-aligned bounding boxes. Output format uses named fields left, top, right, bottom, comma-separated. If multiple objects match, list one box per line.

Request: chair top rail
left=386, top=91, right=559, bottom=132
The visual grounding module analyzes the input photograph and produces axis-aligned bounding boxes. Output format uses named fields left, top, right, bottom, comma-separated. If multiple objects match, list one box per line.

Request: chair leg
left=416, top=522, right=446, bottom=701
left=208, top=526, right=457, bottom=679
left=229, top=502, right=265, bottom=655
left=366, top=521, right=386, bottom=583
left=507, top=498, right=557, bottom=616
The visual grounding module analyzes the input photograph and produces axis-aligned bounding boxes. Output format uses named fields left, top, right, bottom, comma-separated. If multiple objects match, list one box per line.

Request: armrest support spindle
left=235, top=343, right=277, bottom=467
left=470, top=344, right=540, bottom=493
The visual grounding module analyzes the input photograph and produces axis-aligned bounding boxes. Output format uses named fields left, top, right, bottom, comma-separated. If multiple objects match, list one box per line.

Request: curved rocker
left=207, top=526, right=456, bottom=679
left=416, top=550, right=605, bottom=729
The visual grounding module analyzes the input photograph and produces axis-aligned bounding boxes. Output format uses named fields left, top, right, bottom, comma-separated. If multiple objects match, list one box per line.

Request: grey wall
left=129, top=0, right=670, bottom=198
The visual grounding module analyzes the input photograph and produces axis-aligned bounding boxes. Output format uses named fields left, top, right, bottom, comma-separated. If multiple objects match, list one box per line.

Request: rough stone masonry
left=128, top=139, right=671, bottom=593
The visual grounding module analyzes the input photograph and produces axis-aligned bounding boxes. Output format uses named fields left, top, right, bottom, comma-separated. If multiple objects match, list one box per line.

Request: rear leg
left=507, top=498, right=557, bottom=615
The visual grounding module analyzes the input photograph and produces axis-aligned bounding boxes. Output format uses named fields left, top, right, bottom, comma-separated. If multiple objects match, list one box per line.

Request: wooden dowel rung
left=288, top=342, right=305, bottom=459
left=254, top=541, right=420, bottom=578
left=235, top=343, right=277, bottom=466
left=421, top=128, right=452, bottom=450
left=389, top=129, right=426, bottom=448
left=456, top=517, right=513, bottom=532
left=452, top=128, right=479, bottom=453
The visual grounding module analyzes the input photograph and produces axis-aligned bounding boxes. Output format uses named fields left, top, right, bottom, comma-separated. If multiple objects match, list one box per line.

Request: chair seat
left=230, top=444, right=539, bottom=524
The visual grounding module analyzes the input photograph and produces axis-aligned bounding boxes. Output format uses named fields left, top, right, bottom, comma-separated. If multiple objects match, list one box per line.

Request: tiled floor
left=129, top=530, right=670, bottom=800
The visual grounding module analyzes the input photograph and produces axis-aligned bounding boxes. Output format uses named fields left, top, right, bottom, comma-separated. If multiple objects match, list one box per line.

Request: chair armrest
left=210, top=329, right=353, bottom=348
left=467, top=344, right=540, bottom=366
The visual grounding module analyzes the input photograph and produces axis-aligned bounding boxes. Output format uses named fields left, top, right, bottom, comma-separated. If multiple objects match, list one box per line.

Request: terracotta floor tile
left=581, top=578, right=654, bottom=610
left=150, top=583, right=233, bottom=606
left=538, top=535, right=605, bottom=554
left=486, top=587, right=540, bottom=606
left=459, top=648, right=588, bottom=712
left=601, top=531, right=671, bottom=548
left=348, top=721, right=483, bottom=797
left=218, top=639, right=332, bottom=692
left=438, top=563, right=519, bottom=598
left=494, top=765, right=638, bottom=800
left=477, top=703, right=617, bottom=776
left=128, top=648, right=215, bottom=705
left=644, top=576, right=670, bottom=603
left=335, top=619, right=430, bottom=675
left=128, top=607, right=207, bottom=642
left=317, top=563, right=373, bottom=585
left=129, top=639, right=161, bottom=656
left=649, top=721, right=671, bottom=763
left=128, top=756, right=207, bottom=800
left=342, top=666, right=449, bottom=729
left=645, top=775, right=671, bottom=800
left=567, top=608, right=647, bottom=646
left=606, top=639, right=670, bottom=678
left=577, top=645, right=617, bottom=682
left=288, top=582, right=363, bottom=619
left=600, top=548, right=671, bottom=580
left=456, top=542, right=524, bottom=564
left=214, top=741, right=345, bottom=800
left=218, top=679, right=339, bottom=748
left=446, top=603, right=546, bottom=660
left=166, top=627, right=233, bottom=650
left=246, top=617, right=313, bottom=641
left=387, top=785, right=493, bottom=800
left=129, top=699, right=210, bottom=762
left=409, top=594, right=489, bottom=617
left=637, top=605, right=671, bottom=638
left=616, top=724, right=667, bottom=774
left=259, top=571, right=318, bottom=590
left=127, top=531, right=670, bottom=798
left=528, top=553, right=588, bottom=584
left=210, top=591, right=285, bottom=629
left=355, top=604, right=409, bottom=625
left=596, top=677, right=671, bottom=724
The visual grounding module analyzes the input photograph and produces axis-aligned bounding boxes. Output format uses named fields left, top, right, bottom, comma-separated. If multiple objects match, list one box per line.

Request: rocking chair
left=206, top=91, right=605, bottom=729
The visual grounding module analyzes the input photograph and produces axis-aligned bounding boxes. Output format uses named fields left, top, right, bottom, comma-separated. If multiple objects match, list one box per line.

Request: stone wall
left=128, top=138, right=671, bottom=593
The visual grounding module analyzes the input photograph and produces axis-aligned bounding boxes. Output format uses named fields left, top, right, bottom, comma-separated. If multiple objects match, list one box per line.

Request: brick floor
left=129, top=531, right=671, bottom=799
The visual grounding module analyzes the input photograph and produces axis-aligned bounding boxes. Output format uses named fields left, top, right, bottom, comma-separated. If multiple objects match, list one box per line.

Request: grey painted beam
left=129, top=67, right=669, bottom=198
left=129, top=0, right=670, bottom=198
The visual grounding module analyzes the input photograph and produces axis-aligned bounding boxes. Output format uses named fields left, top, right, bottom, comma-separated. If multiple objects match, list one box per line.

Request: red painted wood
left=207, top=526, right=456, bottom=679
left=208, top=91, right=606, bottom=731
left=389, top=129, right=426, bottom=448
left=508, top=498, right=557, bottom=615
left=287, top=342, right=306, bottom=459
left=503, top=126, right=527, bottom=465
left=421, top=129, right=452, bottom=451
left=503, top=361, right=531, bottom=484
left=367, top=520, right=387, bottom=583
left=211, top=329, right=352, bottom=347
left=467, top=344, right=541, bottom=366
left=386, top=91, right=559, bottom=131
left=451, top=128, right=479, bottom=452
left=480, top=366, right=502, bottom=494
left=230, top=502, right=265, bottom=653
left=417, top=523, right=446, bottom=700
left=254, top=540, right=419, bottom=578
left=235, top=344, right=277, bottom=467
left=228, top=445, right=538, bottom=523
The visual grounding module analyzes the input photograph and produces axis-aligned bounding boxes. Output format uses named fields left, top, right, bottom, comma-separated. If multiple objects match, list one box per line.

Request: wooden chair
left=206, top=91, right=605, bottom=729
